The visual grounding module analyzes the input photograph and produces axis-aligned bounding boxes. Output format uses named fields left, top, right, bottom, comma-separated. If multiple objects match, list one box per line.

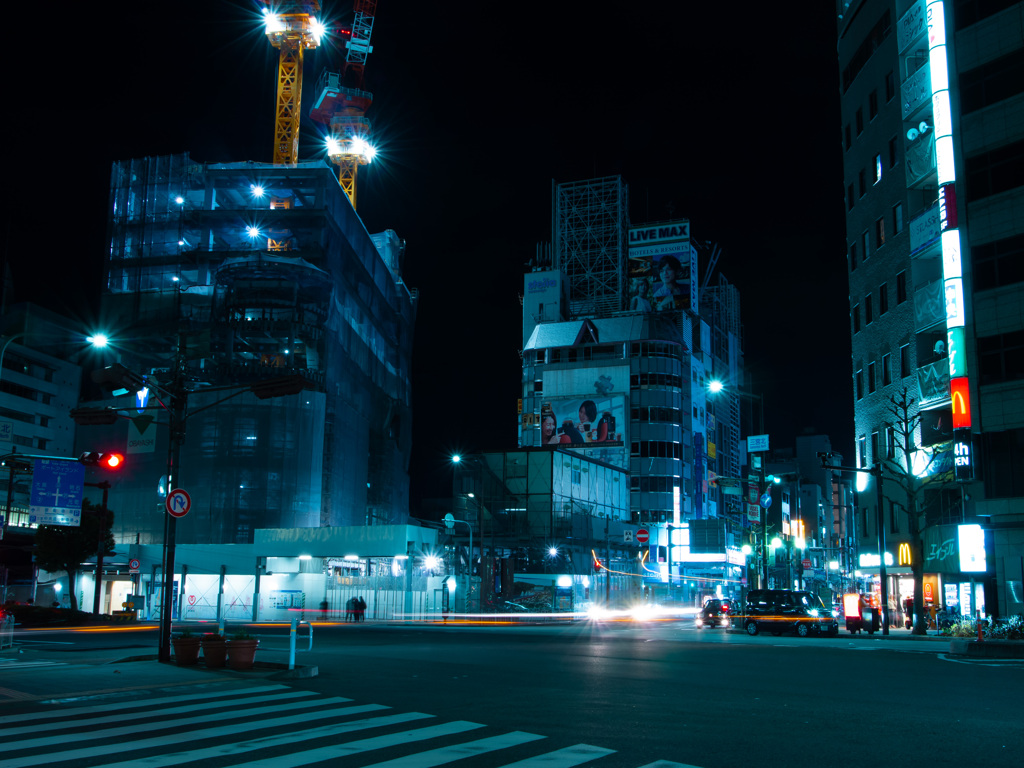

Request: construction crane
left=261, top=1, right=325, bottom=166
left=309, top=0, right=378, bottom=209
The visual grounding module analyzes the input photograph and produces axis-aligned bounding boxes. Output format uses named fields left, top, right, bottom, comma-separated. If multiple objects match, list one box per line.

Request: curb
left=949, top=639, right=1024, bottom=658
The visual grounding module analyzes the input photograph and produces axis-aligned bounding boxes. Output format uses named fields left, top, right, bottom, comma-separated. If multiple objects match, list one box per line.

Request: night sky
left=3, top=2, right=851, bottom=510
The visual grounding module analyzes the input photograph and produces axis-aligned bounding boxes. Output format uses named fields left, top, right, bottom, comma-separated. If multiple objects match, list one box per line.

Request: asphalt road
left=4, top=620, right=1023, bottom=768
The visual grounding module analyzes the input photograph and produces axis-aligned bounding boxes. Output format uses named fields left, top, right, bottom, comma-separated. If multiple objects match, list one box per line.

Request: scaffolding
left=553, top=176, right=629, bottom=319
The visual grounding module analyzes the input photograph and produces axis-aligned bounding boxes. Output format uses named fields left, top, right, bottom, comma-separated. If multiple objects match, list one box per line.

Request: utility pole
left=85, top=481, right=111, bottom=615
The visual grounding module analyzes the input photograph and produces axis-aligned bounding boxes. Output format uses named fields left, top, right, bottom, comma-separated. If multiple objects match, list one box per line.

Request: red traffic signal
left=79, top=452, right=126, bottom=470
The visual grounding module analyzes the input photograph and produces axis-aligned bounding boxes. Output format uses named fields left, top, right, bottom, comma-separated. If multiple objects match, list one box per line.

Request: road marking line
left=637, top=761, right=705, bottom=768
left=0, top=687, right=36, bottom=701
left=5, top=695, right=355, bottom=751
left=89, top=710, right=431, bottom=768
left=0, top=689, right=316, bottom=737
left=499, top=743, right=617, bottom=766
left=0, top=684, right=290, bottom=725
left=225, top=721, right=487, bottom=767
left=358, top=732, right=547, bottom=768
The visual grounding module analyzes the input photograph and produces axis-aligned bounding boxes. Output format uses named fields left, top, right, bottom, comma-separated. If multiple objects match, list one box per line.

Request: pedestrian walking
left=356, top=596, right=366, bottom=622
left=346, top=596, right=356, bottom=622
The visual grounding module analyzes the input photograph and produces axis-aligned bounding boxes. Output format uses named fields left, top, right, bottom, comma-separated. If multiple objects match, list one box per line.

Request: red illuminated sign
left=939, top=184, right=958, bottom=231
left=951, top=377, right=971, bottom=429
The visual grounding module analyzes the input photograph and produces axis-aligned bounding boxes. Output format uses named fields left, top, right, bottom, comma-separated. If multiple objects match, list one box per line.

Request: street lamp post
left=819, top=453, right=889, bottom=636
left=443, top=512, right=473, bottom=613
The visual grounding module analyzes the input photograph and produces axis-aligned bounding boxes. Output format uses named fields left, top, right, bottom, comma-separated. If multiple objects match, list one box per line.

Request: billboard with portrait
left=539, top=366, right=629, bottom=468
left=627, top=221, right=695, bottom=312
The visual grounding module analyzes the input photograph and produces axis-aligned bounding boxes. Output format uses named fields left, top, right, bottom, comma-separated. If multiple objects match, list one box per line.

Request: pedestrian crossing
left=0, top=656, right=65, bottom=670
left=0, top=683, right=700, bottom=768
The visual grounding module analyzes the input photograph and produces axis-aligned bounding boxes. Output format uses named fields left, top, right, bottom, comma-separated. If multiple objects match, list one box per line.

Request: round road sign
left=166, top=488, right=192, bottom=518
left=636, top=528, right=650, bottom=545
left=128, top=558, right=141, bottom=570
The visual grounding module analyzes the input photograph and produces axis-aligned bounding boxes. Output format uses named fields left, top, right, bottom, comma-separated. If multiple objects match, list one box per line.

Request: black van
left=742, top=589, right=839, bottom=637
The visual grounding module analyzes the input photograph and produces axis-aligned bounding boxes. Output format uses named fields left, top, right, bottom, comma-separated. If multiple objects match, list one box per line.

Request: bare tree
left=881, top=386, right=953, bottom=635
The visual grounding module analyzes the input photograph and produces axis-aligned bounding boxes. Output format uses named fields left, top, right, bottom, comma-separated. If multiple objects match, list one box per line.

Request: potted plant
left=171, top=629, right=201, bottom=666
left=226, top=628, right=259, bottom=670
left=200, top=631, right=227, bottom=668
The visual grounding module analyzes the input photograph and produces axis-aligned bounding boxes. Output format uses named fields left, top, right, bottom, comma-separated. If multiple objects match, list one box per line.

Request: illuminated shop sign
left=944, top=278, right=965, bottom=327
left=950, top=377, right=971, bottom=428
left=939, top=184, right=957, bottom=230
left=898, top=542, right=912, bottom=566
left=958, top=524, right=986, bottom=573
left=954, top=428, right=973, bottom=482
left=859, top=552, right=895, bottom=568
left=947, top=327, right=966, bottom=377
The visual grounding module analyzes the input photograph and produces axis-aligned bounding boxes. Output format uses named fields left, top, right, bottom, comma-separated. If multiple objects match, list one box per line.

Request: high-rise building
left=838, top=0, right=1024, bottom=617
left=87, top=153, right=416, bottom=545
left=518, top=177, right=751, bottom=602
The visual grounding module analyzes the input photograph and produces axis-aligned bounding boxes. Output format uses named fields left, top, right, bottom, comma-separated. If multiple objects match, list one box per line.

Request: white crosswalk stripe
left=0, top=683, right=693, bottom=768
left=0, top=658, right=66, bottom=669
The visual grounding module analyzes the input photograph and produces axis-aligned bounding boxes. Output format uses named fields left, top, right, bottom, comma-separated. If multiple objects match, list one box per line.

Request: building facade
left=89, top=153, right=416, bottom=546
left=838, top=0, right=1024, bottom=618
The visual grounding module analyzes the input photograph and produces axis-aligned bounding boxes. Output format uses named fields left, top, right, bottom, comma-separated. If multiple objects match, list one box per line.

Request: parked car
left=695, top=598, right=732, bottom=629
left=742, top=589, right=839, bottom=637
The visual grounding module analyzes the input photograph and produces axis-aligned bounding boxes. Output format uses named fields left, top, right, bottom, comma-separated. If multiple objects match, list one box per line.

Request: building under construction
left=85, top=153, right=416, bottom=545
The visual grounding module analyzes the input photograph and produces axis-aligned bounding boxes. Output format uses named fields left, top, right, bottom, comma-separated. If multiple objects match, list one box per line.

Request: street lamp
left=443, top=512, right=473, bottom=613
left=708, top=379, right=767, bottom=588
left=819, top=452, right=889, bottom=635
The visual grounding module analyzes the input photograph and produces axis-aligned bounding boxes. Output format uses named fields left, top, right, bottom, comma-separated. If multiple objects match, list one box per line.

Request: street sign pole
left=159, top=330, right=187, bottom=664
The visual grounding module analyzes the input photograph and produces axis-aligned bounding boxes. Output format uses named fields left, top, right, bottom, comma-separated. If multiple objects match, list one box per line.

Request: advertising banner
left=627, top=221, right=694, bottom=312
left=540, top=365, right=629, bottom=468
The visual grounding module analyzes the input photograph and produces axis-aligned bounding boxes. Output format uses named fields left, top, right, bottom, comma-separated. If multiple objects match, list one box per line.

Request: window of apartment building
left=863, top=507, right=870, bottom=538
left=896, top=270, right=907, bottom=303
left=874, top=154, right=883, bottom=184
left=882, top=352, right=892, bottom=385
left=849, top=242, right=858, bottom=271
left=965, top=138, right=1024, bottom=202
left=870, top=431, right=879, bottom=463
left=886, top=426, right=897, bottom=460
left=900, top=343, right=911, bottom=378
left=855, top=368, right=863, bottom=399
left=858, top=169, right=867, bottom=197
left=534, top=379, right=543, bottom=392
left=865, top=294, right=873, bottom=324
left=847, top=183, right=856, bottom=211
left=862, top=231, right=870, bottom=260
left=956, top=0, right=1022, bottom=28
left=885, top=70, right=895, bottom=101
left=959, top=48, right=1024, bottom=115
left=879, top=282, right=889, bottom=315
left=868, top=361, right=877, bottom=393
left=852, top=304, right=861, bottom=334
left=875, top=217, right=886, bottom=248
left=973, top=233, right=1024, bottom=291
left=893, top=202, right=904, bottom=235
left=845, top=124, right=852, bottom=150
left=889, top=136, right=898, bottom=168
left=869, top=89, right=879, bottom=119
left=857, top=435, right=867, bottom=469
left=978, top=330, right=1024, bottom=385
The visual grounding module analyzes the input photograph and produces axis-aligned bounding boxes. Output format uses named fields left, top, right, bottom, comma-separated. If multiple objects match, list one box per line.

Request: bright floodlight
left=175, top=196, right=184, bottom=204
left=741, top=544, right=752, bottom=555
left=795, top=537, right=806, bottom=550
left=264, top=12, right=285, bottom=34
left=87, top=334, right=109, bottom=348
left=770, top=537, right=782, bottom=550
left=246, top=225, right=261, bottom=239
left=350, top=136, right=377, bottom=162
left=250, top=184, right=265, bottom=198
left=423, top=555, right=441, bottom=571
left=548, top=547, right=559, bottom=557
left=326, top=137, right=341, bottom=155
left=310, top=18, right=326, bottom=43
left=452, top=454, right=461, bottom=464
left=708, top=379, right=724, bottom=394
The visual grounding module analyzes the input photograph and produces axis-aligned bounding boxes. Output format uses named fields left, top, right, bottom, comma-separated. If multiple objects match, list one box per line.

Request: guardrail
left=250, top=618, right=313, bottom=671
left=0, top=614, right=14, bottom=650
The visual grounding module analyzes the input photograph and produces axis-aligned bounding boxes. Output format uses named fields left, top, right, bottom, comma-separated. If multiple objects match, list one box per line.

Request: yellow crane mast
left=262, top=2, right=324, bottom=165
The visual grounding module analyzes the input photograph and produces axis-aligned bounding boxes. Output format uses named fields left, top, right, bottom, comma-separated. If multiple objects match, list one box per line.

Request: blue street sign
left=29, top=459, right=86, bottom=527
left=759, top=492, right=773, bottom=509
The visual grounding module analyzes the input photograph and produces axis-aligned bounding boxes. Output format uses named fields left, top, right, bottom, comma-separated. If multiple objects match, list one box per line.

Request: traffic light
left=79, top=452, right=126, bottom=470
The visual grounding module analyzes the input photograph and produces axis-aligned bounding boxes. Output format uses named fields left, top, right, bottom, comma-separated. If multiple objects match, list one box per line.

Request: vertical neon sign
left=928, top=0, right=973, bottom=480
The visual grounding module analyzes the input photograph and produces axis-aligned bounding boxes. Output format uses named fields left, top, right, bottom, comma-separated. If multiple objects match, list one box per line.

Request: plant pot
left=200, top=636, right=227, bottom=668
left=226, top=638, right=259, bottom=670
left=171, top=637, right=201, bottom=666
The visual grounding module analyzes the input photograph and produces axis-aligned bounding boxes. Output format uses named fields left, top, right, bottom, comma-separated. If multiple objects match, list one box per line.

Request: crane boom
left=262, top=1, right=323, bottom=165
